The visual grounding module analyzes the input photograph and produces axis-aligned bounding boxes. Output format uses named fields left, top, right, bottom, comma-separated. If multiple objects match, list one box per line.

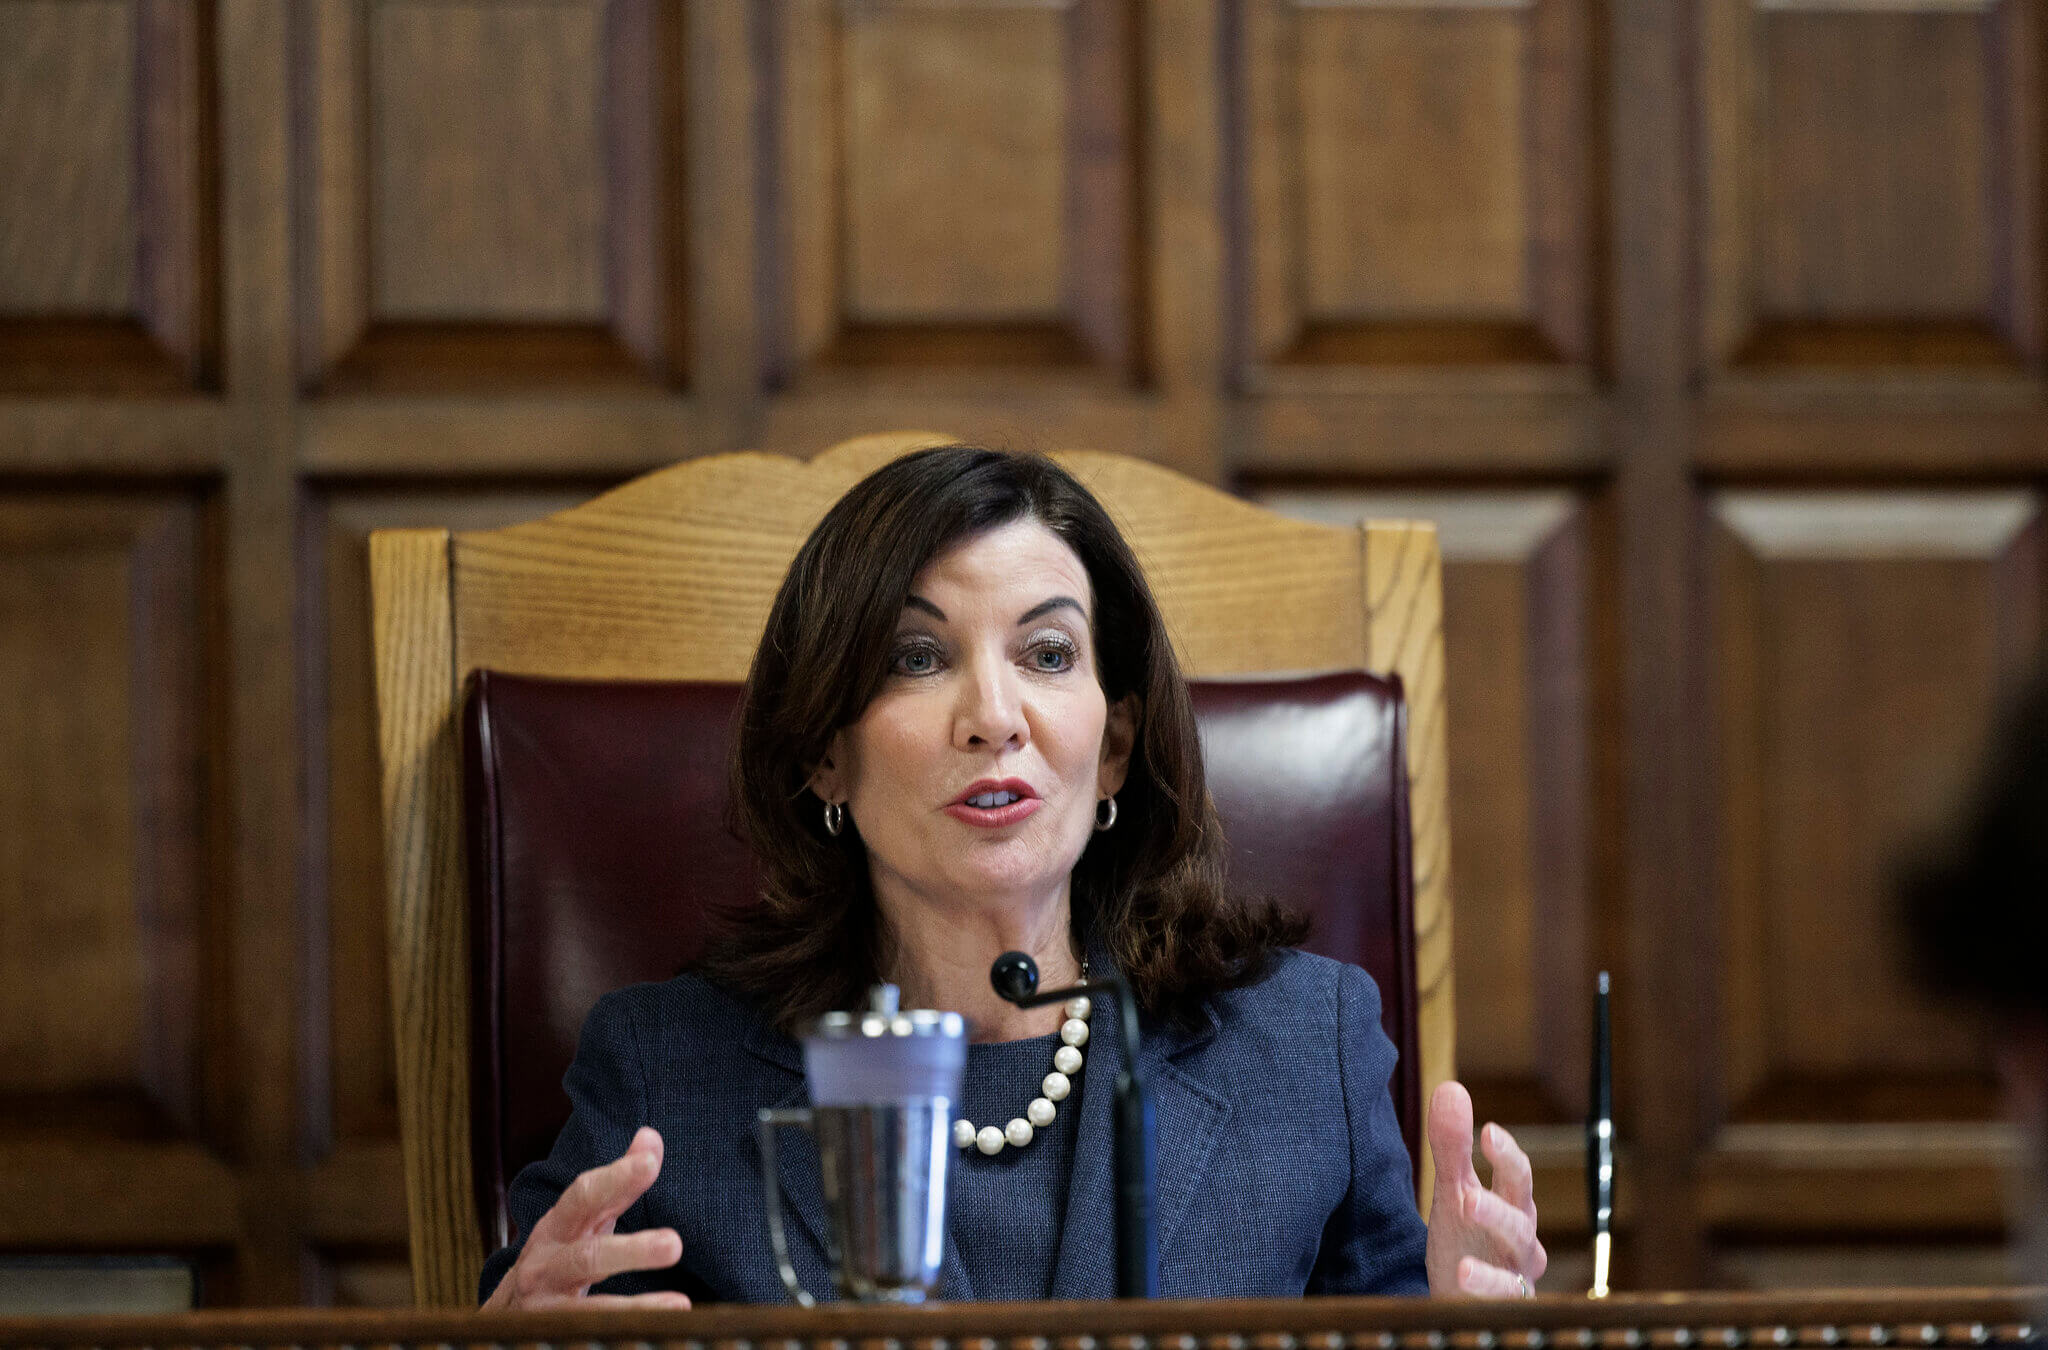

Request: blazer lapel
left=742, top=1022, right=837, bottom=1295
left=1048, top=996, right=1230, bottom=1299
left=1047, top=1006, right=1120, bottom=1299
left=939, top=1207, right=976, bottom=1301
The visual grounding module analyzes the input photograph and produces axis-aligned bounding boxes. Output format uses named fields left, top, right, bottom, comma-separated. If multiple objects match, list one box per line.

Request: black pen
left=1587, top=970, right=1613, bottom=1298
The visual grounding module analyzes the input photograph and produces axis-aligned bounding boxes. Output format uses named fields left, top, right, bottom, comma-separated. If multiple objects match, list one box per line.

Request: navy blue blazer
left=478, top=947, right=1429, bottom=1303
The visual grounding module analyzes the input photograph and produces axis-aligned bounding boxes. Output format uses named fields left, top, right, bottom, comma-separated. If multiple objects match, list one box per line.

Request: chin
left=945, top=865, right=1071, bottom=904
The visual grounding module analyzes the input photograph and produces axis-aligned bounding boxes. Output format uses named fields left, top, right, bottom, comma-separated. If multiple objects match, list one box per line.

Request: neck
left=874, top=882, right=1081, bottom=1043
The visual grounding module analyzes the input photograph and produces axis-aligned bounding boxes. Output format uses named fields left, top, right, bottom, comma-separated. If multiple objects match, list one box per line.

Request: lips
left=945, top=777, right=1042, bottom=828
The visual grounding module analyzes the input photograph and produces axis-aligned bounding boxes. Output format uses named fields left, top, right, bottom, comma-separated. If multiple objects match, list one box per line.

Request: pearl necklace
left=952, top=976, right=1092, bottom=1156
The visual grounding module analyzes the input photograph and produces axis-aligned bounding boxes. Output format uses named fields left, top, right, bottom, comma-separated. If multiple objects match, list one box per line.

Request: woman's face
left=812, top=518, right=1137, bottom=920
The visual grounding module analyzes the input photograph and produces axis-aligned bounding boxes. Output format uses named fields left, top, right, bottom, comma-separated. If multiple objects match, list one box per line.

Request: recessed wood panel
left=1711, top=490, right=2040, bottom=1121
left=0, top=496, right=206, bottom=1137
left=298, top=0, right=684, bottom=392
left=0, top=1, right=137, bottom=315
left=1260, top=488, right=1609, bottom=1123
left=1240, top=0, right=1594, bottom=372
left=1701, top=1, right=2042, bottom=369
left=369, top=2, right=606, bottom=321
left=309, top=489, right=600, bottom=1146
left=1757, top=13, right=1988, bottom=321
left=767, top=0, right=1141, bottom=380
left=0, top=0, right=216, bottom=393
left=1297, top=9, right=1526, bottom=318
left=1719, top=1244, right=2016, bottom=1291
left=844, top=8, right=1065, bottom=321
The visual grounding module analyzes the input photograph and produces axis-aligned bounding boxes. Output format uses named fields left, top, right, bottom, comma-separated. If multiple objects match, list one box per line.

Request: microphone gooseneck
left=988, top=950, right=1157, bottom=1300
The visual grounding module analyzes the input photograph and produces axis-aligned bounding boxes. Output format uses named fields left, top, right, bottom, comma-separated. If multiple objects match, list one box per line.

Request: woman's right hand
left=482, top=1126, right=691, bottom=1309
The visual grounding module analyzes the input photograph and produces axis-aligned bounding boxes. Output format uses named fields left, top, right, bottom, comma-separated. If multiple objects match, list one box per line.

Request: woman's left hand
left=1424, top=1080, right=1547, bottom=1298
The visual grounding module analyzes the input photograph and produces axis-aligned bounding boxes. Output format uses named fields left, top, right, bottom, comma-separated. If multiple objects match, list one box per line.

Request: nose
left=953, top=654, right=1028, bottom=752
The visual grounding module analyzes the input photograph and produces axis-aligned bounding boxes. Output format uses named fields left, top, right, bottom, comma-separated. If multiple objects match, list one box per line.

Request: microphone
left=990, top=950, right=1157, bottom=1300
left=990, top=950, right=1039, bottom=1005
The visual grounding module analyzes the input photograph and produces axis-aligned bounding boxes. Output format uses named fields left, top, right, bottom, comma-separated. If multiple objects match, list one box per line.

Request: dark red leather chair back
left=462, top=670, right=1416, bottom=1250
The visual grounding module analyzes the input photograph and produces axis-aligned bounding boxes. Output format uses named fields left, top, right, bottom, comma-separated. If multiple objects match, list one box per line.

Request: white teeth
left=967, top=791, right=1020, bottom=808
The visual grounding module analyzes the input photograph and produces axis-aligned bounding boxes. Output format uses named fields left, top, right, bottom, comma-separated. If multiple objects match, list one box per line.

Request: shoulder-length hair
left=704, top=446, right=1306, bottom=1030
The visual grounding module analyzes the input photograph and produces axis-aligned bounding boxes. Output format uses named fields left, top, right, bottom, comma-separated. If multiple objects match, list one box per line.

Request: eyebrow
left=898, top=594, right=1086, bottom=625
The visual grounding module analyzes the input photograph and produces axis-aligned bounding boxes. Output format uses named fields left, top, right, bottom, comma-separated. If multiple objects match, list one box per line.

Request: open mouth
left=945, top=779, right=1042, bottom=828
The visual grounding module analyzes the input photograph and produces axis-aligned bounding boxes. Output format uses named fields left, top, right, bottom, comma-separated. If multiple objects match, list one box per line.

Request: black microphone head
left=990, top=950, right=1039, bottom=1004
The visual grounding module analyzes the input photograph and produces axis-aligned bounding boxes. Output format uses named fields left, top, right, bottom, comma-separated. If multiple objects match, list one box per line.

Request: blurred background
left=0, top=0, right=2038, bottom=1309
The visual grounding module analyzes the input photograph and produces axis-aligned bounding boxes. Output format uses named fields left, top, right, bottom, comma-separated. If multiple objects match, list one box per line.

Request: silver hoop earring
left=823, top=800, right=845, bottom=837
left=1094, top=796, right=1117, bottom=832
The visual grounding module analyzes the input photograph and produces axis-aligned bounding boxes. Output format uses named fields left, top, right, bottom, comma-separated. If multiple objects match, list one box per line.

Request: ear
left=807, top=730, right=849, bottom=804
left=1097, top=694, right=1139, bottom=797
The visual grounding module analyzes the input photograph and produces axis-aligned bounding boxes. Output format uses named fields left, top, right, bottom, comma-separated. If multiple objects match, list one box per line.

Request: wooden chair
left=370, top=433, right=1456, bottom=1307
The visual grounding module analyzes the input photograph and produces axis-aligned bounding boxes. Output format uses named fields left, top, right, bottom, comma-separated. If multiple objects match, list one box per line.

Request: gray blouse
left=947, top=1032, right=1081, bottom=1301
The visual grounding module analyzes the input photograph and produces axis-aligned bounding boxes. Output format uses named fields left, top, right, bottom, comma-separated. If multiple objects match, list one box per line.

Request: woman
left=480, top=447, right=1545, bottom=1308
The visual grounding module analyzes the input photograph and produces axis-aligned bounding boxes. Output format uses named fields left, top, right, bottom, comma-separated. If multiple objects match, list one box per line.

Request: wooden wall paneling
left=0, top=0, right=218, bottom=393
left=1700, top=0, right=2041, bottom=372
left=1142, top=0, right=1227, bottom=482
left=301, top=489, right=604, bottom=1304
left=219, top=0, right=316, bottom=1304
left=1237, top=0, right=1593, bottom=379
left=1989, top=0, right=2044, bottom=366
left=1259, top=487, right=1619, bottom=1266
left=1702, top=489, right=2041, bottom=1255
left=685, top=0, right=760, bottom=437
left=310, top=491, right=601, bottom=1144
left=1235, top=393, right=1609, bottom=477
left=0, top=496, right=208, bottom=1136
left=761, top=0, right=1142, bottom=384
left=0, top=493, right=232, bottom=1251
left=295, top=0, right=685, bottom=394
left=1716, top=1244, right=2018, bottom=1291
left=1610, top=0, right=1709, bottom=1292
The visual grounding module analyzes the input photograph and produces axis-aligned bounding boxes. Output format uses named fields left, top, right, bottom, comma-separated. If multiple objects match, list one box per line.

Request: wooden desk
left=0, top=1291, right=2038, bottom=1350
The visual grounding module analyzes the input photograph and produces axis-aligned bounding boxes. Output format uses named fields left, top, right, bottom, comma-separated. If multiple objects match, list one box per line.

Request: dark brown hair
left=704, top=445, right=1306, bottom=1030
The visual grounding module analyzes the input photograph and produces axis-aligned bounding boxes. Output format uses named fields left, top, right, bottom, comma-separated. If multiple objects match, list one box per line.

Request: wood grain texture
left=1296, top=6, right=1528, bottom=317
left=314, top=490, right=598, bottom=1150
left=0, top=497, right=205, bottom=1136
left=374, top=435, right=1457, bottom=1296
left=297, top=0, right=684, bottom=390
left=0, top=0, right=137, bottom=314
left=0, top=1141, right=239, bottom=1246
left=319, top=491, right=598, bottom=1155
left=843, top=5, right=1066, bottom=320
left=1262, top=489, right=1605, bottom=1143
left=368, top=528, right=478, bottom=1307
left=1756, top=11, right=1989, bottom=321
left=448, top=436, right=1386, bottom=681
left=765, top=0, right=1140, bottom=380
left=369, top=1, right=606, bottom=321
left=1363, top=520, right=1455, bottom=1216
left=1699, top=0, right=2038, bottom=370
left=1710, top=490, right=2034, bottom=1121
left=1238, top=0, right=1593, bottom=372
left=0, top=0, right=217, bottom=391
left=0, top=1289, right=2038, bottom=1349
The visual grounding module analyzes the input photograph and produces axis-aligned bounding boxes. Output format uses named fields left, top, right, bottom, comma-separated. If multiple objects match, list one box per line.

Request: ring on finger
left=1516, top=1273, right=1532, bottom=1299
